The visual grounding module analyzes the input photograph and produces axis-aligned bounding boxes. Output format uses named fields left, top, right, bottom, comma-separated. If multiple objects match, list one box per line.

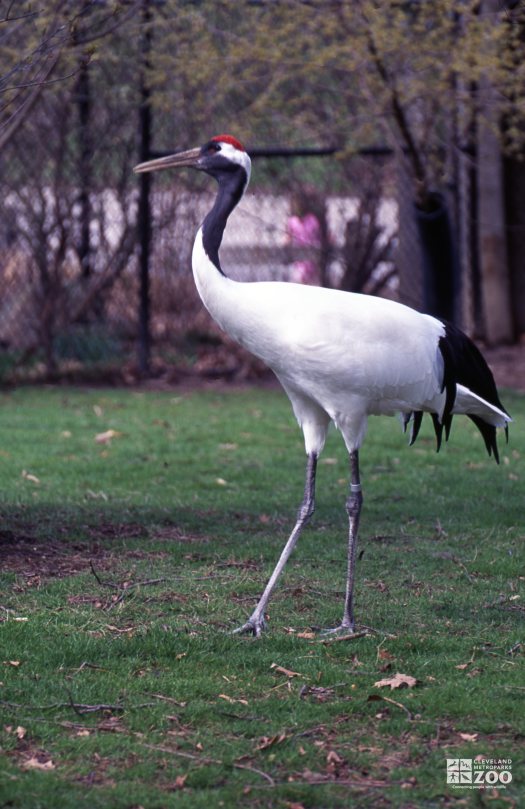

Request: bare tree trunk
left=504, top=157, right=525, bottom=337
left=477, top=0, right=513, bottom=345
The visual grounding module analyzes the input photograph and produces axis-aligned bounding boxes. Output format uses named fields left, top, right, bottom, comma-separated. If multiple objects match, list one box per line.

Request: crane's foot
left=317, top=622, right=358, bottom=638
left=231, top=613, right=267, bottom=637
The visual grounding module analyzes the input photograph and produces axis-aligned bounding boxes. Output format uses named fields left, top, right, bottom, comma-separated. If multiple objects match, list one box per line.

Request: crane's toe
left=231, top=614, right=267, bottom=637
left=318, top=622, right=358, bottom=638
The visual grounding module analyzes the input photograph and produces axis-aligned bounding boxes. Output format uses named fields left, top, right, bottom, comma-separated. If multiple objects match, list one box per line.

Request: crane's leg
left=232, top=452, right=318, bottom=637
left=342, top=450, right=363, bottom=630
left=322, top=449, right=363, bottom=634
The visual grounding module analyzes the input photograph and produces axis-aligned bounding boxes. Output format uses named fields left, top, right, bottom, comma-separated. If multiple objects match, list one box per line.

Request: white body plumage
left=192, top=227, right=508, bottom=455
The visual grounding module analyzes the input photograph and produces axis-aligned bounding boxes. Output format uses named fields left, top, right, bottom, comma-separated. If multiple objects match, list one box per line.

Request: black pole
left=137, top=0, right=152, bottom=376
left=76, top=52, right=92, bottom=284
left=414, top=192, right=460, bottom=324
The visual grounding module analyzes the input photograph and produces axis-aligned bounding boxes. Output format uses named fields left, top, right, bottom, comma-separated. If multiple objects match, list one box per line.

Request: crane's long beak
left=133, top=147, right=201, bottom=174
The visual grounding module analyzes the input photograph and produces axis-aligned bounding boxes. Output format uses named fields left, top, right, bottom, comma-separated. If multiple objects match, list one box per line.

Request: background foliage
left=0, top=0, right=524, bottom=377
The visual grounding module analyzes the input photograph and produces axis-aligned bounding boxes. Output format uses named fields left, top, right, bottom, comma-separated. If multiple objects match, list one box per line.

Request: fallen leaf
left=6, top=660, right=21, bottom=668
left=455, top=662, right=470, bottom=670
left=15, top=726, right=26, bottom=739
left=270, top=663, right=304, bottom=678
left=21, top=756, right=55, bottom=771
left=458, top=732, right=478, bottom=742
left=326, top=748, right=345, bottom=775
left=374, top=672, right=418, bottom=690
left=215, top=477, right=228, bottom=486
left=21, top=470, right=40, bottom=484
left=171, top=774, right=188, bottom=790
left=255, top=733, right=288, bottom=751
left=95, top=429, right=120, bottom=445
left=218, top=693, right=248, bottom=705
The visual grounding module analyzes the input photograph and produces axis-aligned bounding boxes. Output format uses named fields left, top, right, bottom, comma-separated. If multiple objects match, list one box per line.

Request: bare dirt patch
left=0, top=524, right=153, bottom=579
left=0, top=521, right=208, bottom=580
left=0, top=530, right=112, bottom=578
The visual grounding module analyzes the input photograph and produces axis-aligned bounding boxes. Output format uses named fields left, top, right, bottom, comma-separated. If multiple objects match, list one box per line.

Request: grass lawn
left=0, top=384, right=523, bottom=808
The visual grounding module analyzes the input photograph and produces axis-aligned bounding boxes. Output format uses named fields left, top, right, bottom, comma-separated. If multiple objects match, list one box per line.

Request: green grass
left=0, top=385, right=523, bottom=808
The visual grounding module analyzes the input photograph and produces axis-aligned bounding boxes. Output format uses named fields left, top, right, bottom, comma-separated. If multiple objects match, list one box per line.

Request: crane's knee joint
left=297, top=498, right=315, bottom=524
left=345, top=489, right=363, bottom=516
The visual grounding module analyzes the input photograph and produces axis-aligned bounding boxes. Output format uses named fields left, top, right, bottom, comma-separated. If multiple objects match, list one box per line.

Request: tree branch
left=363, top=26, right=428, bottom=204
left=0, top=49, right=61, bottom=151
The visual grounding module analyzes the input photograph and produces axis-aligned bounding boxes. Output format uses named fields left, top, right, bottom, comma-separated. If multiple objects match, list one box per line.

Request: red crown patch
left=211, top=134, right=245, bottom=152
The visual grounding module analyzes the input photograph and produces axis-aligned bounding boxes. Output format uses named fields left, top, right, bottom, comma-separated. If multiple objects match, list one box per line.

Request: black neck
left=201, top=167, right=247, bottom=276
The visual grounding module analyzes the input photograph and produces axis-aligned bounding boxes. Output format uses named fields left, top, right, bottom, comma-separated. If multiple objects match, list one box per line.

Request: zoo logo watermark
left=446, top=758, right=512, bottom=789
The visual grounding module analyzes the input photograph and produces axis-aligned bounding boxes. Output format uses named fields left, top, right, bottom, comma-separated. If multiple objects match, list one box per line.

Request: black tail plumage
left=404, top=322, right=510, bottom=462
left=438, top=321, right=509, bottom=462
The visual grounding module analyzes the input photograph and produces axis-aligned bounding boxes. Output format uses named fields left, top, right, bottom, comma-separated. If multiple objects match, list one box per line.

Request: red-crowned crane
left=134, top=135, right=511, bottom=637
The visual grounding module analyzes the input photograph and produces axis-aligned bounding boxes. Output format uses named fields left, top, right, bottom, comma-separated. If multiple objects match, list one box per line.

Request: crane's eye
left=207, top=142, right=221, bottom=153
